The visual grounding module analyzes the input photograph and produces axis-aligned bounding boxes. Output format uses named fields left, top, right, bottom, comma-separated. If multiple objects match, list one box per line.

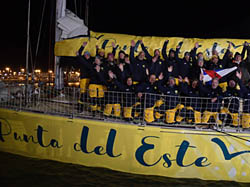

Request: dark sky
left=89, top=1, right=250, bottom=39
left=2, top=0, right=250, bottom=71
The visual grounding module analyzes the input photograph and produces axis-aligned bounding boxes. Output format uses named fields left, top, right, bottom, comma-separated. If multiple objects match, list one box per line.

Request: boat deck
left=1, top=84, right=249, bottom=134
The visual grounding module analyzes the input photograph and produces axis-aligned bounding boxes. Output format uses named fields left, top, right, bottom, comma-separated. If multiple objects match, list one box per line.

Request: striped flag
left=201, top=67, right=237, bottom=83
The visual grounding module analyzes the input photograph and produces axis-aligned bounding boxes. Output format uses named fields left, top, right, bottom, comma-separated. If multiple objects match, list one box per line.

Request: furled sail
left=57, top=9, right=88, bottom=39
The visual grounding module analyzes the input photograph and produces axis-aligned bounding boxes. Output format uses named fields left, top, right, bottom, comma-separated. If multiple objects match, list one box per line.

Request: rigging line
left=34, top=0, right=47, bottom=70
left=208, top=96, right=250, bottom=143
left=48, top=0, right=55, bottom=71
left=212, top=128, right=250, bottom=143
left=74, top=0, right=78, bottom=15
left=29, top=40, right=34, bottom=73
left=26, top=0, right=30, bottom=84
left=79, top=0, right=82, bottom=18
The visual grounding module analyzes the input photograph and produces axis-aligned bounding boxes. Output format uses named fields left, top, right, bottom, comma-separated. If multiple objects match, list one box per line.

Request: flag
left=201, top=67, right=237, bottom=83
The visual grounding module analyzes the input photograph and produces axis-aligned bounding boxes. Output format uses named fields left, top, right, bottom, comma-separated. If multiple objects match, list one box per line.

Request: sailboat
left=1, top=0, right=250, bottom=183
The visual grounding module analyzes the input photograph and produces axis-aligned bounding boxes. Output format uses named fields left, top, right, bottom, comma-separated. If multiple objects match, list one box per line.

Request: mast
left=54, top=0, right=89, bottom=89
left=26, top=0, right=30, bottom=85
left=54, top=0, right=66, bottom=90
left=55, top=0, right=66, bottom=42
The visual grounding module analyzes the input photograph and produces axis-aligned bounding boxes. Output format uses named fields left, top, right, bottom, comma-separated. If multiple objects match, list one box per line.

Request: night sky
left=2, top=0, right=250, bottom=71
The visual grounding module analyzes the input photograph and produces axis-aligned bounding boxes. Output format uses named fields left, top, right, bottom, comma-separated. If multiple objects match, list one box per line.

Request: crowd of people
left=75, top=40, right=250, bottom=129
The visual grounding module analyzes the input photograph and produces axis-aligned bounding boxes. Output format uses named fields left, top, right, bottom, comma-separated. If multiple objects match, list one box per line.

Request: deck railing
left=0, top=84, right=249, bottom=133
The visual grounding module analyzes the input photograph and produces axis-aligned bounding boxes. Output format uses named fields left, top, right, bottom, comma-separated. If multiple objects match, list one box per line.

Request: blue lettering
left=227, top=41, right=242, bottom=49
left=136, top=137, right=210, bottom=168
left=93, top=34, right=104, bottom=40
left=122, top=45, right=127, bottom=51
left=212, top=42, right=218, bottom=51
left=106, top=129, right=122, bottom=157
left=134, top=40, right=140, bottom=52
left=14, top=132, right=38, bottom=144
left=50, top=139, right=63, bottom=148
left=212, top=137, right=250, bottom=160
left=74, top=126, right=121, bottom=158
left=94, top=146, right=106, bottom=155
left=36, top=125, right=62, bottom=148
left=101, top=39, right=109, bottom=49
left=73, top=142, right=81, bottom=151
left=176, top=140, right=210, bottom=167
left=0, top=119, right=12, bottom=142
left=162, top=153, right=173, bottom=168
left=176, top=140, right=196, bottom=167
left=0, top=121, right=5, bottom=142
left=10, top=125, right=62, bottom=148
left=135, top=136, right=162, bottom=167
left=195, top=157, right=211, bottom=167
left=74, top=126, right=94, bottom=153
left=36, top=125, right=48, bottom=147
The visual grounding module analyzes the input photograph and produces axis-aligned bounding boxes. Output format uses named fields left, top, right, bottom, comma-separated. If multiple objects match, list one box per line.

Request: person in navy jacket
left=199, top=74, right=224, bottom=125
left=129, top=40, right=149, bottom=84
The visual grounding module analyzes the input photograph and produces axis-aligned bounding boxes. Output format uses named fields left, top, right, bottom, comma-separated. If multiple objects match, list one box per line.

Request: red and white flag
left=201, top=67, right=237, bottom=82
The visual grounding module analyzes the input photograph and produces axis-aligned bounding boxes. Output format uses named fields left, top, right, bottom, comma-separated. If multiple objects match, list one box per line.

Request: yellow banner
left=1, top=108, right=250, bottom=182
left=54, top=31, right=250, bottom=60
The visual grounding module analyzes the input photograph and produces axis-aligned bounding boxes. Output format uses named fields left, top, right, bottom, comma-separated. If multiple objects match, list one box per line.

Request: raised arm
left=223, top=42, right=232, bottom=61
left=162, top=40, right=169, bottom=60
left=77, top=42, right=87, bottom=56
left=111, top=42, right=118, bottom=57
left=129, top=40, right=136, bottom=61
left=140, top=41, right=152, bottom=61
left=190, top=42, right=199, bottom=63
left=95, top=45, right=99, bottom=56
left=175, top=43, right=182, bottom=61
left=156, top=74, right=169, bottom=94
left=241, top=41, right=249, bottom=60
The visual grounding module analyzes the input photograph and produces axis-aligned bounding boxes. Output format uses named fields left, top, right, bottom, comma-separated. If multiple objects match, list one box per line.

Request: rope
left=33, top=0, right=47, bottom=71
left=212, top=128, right=250, bottom=143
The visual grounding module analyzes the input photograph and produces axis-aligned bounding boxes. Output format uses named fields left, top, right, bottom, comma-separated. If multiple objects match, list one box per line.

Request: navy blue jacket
left=76, top=45, right=94, bottom=79
left=238, top=84, right=250, bottom=113
left=136, top=82, right=160, bottom=108
left=157, top=81, right=180, bottom=110
left=179, top=82, right=202, bottom=111
left=223, top=84, right=242, bottom=113
left=162, top=41, right=179, bottom=77
left=98, top=73, right=121, bottom=104
left=129, top=46, right=149, bottom=83
left=78, top=57, right=105, bottom=85
left=148, top=59, right=165, bottom=77
left=199, top=81, right=223, bottom=112
left=114, top=79, right=137, bottom=107
left=175, top=48, right=192, bottom=79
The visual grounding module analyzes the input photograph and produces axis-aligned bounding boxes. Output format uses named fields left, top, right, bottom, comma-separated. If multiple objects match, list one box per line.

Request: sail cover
left=57, top=9, right=88, bottom=39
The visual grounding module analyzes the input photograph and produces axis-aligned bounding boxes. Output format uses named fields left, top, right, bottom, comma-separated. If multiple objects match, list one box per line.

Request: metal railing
left=0, top=84, right=249, bottom=133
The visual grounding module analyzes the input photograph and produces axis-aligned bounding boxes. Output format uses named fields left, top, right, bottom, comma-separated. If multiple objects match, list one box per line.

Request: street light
left=48, top=70, right=53, bottom=85
left=35, top=69, right=41, bottom=74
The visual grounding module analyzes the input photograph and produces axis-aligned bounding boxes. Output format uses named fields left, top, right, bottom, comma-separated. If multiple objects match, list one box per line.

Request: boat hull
left=0, top=108, right=250, bottom=182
